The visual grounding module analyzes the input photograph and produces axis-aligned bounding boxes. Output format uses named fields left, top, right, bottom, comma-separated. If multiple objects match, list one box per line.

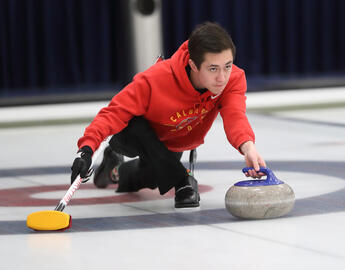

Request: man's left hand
left=239, top=141, right=266, bottom=178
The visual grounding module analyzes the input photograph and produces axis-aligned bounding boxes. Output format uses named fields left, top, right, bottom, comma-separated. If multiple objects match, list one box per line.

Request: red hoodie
left=78, top=41, right=255, bottom=153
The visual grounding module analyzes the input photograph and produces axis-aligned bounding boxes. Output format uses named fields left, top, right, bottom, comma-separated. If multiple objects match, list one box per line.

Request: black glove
left=71, top=146, right=93, bottom=184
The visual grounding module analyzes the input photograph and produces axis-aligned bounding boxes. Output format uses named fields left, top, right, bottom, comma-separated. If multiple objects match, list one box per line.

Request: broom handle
left=55, top=139, right=109, bottom=212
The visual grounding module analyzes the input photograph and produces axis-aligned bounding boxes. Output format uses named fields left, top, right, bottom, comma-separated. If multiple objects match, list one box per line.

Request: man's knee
left=110, top=116, right=158, bottom=157
left=109, top=118, right=144, bottom=157
left=109, top=134, right=139, bottom=157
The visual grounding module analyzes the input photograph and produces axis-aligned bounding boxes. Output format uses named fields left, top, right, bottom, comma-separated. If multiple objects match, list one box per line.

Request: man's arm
left=78, top=73, right=151, bottom=153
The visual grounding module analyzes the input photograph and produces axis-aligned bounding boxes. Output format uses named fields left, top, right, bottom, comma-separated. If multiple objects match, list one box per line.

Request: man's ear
left=188, top=59, right=198, bottom=72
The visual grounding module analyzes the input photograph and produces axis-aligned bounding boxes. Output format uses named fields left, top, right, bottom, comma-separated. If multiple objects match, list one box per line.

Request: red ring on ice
left=0, top=184, right=212, bottom=207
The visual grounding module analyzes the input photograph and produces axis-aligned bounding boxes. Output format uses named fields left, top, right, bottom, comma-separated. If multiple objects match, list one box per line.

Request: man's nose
left=217, top=70, right=226, bottom=82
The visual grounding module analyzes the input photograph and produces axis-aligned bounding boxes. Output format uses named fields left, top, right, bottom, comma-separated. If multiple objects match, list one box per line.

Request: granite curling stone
left=225, top=167, right=295, bottom=219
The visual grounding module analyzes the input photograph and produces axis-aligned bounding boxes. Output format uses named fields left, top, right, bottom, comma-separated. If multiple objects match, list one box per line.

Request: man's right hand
left=71, top=146, right=93, bottom=184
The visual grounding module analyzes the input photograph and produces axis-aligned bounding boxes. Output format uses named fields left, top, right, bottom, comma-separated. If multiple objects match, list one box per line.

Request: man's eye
left=209, top=67, right=217, bottom=72
left=225, top=65, right=232, bottom=70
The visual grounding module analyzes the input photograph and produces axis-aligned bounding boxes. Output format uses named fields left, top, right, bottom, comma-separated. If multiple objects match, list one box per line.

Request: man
left=71, top=22, right=266, bottom=208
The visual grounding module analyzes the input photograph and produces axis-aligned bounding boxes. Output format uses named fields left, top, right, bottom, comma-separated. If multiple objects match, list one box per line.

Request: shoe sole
left=174, top=202, right=200, bottom=208
left=174, top=205, right=201, bottom=212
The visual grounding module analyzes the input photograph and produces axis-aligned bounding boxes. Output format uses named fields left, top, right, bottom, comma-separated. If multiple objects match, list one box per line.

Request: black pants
left=109, top=117, right=188, bottom=195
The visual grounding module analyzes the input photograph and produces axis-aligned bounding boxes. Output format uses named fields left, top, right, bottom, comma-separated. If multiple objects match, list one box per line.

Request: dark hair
left=188, top=22, right=236, bottom=69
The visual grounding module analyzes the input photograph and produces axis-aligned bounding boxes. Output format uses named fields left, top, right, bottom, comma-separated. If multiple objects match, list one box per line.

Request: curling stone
left=225, top=167, right=295, bottom=219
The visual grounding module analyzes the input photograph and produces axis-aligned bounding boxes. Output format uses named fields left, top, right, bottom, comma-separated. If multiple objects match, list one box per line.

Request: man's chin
left=209, top=87, right=225, bottom=95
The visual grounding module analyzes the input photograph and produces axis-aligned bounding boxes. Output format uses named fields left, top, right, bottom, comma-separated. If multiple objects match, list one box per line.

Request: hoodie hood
left=170, top=41, right=210, bottom=98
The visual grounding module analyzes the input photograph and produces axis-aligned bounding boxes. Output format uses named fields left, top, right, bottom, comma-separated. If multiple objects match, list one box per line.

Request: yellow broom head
left=26, top=210, right=71, bottom=231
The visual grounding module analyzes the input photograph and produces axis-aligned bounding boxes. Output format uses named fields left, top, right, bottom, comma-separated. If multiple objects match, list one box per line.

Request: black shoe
left=93, top=146, right=124, bottom=188
left=174, top=175, right=200, bottom=208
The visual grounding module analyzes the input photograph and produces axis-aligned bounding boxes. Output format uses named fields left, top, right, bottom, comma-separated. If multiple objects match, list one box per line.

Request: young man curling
left=71, top=22, right=266, bottom=208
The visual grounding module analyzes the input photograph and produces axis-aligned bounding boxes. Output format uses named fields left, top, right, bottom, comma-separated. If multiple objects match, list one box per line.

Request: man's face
left=189, top=49, right=233, bottom=96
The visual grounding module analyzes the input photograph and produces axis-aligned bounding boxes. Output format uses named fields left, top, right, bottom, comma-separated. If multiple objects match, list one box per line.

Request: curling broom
left=26, top=140, right=108, bottom=231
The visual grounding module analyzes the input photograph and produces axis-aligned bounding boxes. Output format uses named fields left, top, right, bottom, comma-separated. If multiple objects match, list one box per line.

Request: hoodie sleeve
left=219, top=69, right=255, bottom=152
left=77, top=73, right=151, bottom=152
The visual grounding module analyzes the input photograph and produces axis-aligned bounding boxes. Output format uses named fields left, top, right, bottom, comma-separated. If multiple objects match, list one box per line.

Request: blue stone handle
left=242, top=167, right=283, bottom=185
